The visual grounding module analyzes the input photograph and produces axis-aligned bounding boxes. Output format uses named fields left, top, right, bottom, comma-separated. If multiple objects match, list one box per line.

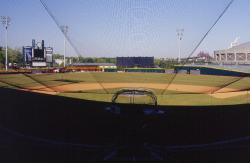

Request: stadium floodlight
left=61, top=25, right=69, bottom=67
left=1, top=16, right=11, bottom=71
left=177, top=28, right=184, bottom=63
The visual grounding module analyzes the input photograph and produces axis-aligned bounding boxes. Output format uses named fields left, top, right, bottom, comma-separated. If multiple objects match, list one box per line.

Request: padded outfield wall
left=125, top=68, right=165, bottom=73
left=174, top=65, right=250, bottom=77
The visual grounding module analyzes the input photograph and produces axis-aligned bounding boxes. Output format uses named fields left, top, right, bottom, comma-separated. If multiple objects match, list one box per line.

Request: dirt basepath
left=28, top=82, right=216, bottom=93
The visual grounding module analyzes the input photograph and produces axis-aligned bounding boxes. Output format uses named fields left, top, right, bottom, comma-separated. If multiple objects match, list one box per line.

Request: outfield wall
left=124, top=68, right=165, bottom=73
left=175, top=65, right=250, bottom=77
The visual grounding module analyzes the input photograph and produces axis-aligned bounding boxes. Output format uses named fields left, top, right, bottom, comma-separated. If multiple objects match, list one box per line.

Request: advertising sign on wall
left=32, top=62, right=47, bottom=67
left=45, top=47, right=53, bottom=63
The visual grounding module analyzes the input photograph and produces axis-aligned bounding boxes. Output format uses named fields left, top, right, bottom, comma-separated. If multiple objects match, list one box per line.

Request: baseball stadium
left=1, top=0, right=250, bottom=162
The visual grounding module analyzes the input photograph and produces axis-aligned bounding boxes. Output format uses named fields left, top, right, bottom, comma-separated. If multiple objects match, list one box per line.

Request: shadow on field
left=1, top=87, right=250, bottom=162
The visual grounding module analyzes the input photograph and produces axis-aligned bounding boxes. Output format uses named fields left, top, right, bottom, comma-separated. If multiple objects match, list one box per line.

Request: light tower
left=61, top=25, right=68, bottom=67
left=177, top=28, right=184, bottom=63
left=1, top=16, right=11, bottom=71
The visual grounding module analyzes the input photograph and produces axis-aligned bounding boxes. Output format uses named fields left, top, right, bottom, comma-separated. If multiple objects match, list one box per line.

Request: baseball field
left=0, top=72, right=250, bottom=106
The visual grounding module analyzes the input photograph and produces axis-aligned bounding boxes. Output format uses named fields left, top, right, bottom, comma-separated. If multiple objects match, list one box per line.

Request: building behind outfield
left=116, top=57, right=154, bottom=68
left=66, top=63, right=116, bottom=72
left=214, top=42, right=250, bottom=64
left=174, top=41, right=250, bottom=77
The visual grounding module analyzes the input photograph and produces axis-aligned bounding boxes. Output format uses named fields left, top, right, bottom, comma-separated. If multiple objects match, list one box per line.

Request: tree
left=8, top=48, right=23, bottom=65
left=154, top=58, right=178, bottom=69
left=197, top=51, right=212, bottom=61
left=0, top=50, right=4, bottom=68
left=53, top=53, right=64, bottom=59
left=0, top=48, right=26, bottom=68
left=85, top=57, right=94, bottom=63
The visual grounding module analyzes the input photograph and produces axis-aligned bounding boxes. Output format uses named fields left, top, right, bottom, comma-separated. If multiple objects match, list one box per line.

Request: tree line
left=0, top=48, right=23, bottom=68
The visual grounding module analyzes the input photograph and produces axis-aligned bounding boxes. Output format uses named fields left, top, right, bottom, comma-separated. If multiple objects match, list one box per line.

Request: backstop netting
left=112, top=89, right=157, bottom=105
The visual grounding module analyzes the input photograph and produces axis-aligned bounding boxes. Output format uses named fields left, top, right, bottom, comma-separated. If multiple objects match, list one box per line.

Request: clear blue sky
left=0, top=0, right=250, bottom=58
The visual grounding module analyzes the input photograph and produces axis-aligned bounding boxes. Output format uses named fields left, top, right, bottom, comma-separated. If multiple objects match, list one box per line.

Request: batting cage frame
left=111, top=88, right=158, bottom=106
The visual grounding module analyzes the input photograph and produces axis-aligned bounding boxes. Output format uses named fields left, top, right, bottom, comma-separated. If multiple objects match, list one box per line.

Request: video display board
left=23, top=46, right=32, bottom=63
left=33, top=49, right=45, bottom=61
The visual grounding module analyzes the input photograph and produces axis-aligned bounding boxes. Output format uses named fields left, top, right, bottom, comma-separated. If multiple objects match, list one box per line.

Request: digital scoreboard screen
left=34, top=49, right=44, bottom=58
left=33, top=49, right=45, bottom=62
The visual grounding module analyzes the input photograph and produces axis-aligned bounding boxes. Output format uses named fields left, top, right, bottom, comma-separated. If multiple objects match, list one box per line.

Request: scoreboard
left=33, top=49, right=45, bottom=61
left=23, top=40, right=53, bottom=67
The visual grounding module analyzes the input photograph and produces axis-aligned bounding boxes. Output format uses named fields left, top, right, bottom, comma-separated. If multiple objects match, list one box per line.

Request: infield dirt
left=25, top=82, right=247, bottom=99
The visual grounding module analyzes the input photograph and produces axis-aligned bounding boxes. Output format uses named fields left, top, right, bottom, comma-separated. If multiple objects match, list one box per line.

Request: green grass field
left=0, top=72, right=250, bottom=106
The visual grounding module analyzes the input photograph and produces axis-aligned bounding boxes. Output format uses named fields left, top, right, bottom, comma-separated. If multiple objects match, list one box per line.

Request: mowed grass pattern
left=0, top=72, right=250, bottom=106
left=0, top=72, right=245, bottom=86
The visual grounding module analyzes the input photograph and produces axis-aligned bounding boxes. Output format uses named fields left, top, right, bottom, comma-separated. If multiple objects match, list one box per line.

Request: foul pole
left=1, top=16, right=11, bottom=71
left=177, top=28, right=184, bottom=63
left=61, top=25, right=68, bottom=67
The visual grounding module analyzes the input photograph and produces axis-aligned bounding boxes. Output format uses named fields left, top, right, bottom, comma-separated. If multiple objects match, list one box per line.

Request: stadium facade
left=214, top=42, right=250, bottom=64
left=174, top=41, right=250, bottom=77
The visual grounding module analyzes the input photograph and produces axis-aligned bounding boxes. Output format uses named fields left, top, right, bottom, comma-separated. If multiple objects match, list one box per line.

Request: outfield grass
left=0, top=72, right=245, bottom=86
left=0, top=72, right=250, bottom=106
